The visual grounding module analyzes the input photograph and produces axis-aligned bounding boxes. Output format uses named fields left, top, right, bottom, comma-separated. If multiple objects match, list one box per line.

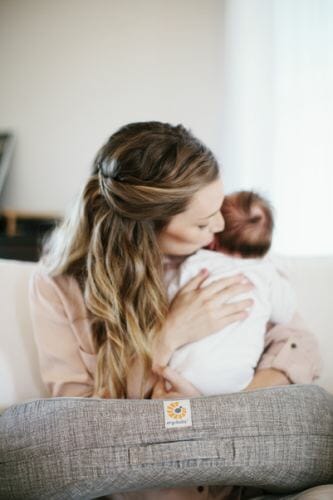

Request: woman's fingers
left=201, top=283, right=253, bottom=311
left=202, top=298, right=254, bottom=333
left=215, top=297, right=254, bottom=314
left=164, top=270, right=256, bottom=350
left=199, top=273, right=252, bottom=298
left=216, top=310, right=250, bottom=330
left=178, top=269, right=209, bottom=292
left=213, top=282, right=254, bottom=302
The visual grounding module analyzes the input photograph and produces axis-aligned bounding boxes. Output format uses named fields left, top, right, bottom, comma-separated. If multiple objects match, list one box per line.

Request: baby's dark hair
left=216, top=191, right=274, bottom=258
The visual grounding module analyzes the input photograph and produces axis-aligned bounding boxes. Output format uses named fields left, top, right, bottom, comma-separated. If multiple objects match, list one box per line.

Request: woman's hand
left=152, top=269, right=254, bottom=369
left=151, top=366, right=202, bottom=399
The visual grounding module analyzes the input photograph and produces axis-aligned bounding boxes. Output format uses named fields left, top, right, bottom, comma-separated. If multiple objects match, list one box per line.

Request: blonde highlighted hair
left=41, top=121, right=220, bottom=398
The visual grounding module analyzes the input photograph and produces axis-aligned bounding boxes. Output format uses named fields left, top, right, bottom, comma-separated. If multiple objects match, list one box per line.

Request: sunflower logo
left=166, top=401, right=187, bottom=420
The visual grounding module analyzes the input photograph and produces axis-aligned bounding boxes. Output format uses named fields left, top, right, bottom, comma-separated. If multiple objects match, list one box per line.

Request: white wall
left=1, top=0, right=332, bottom=256
left=218, top=0, right=333, bottom=256
left=0, top=0, right=221, bottom=214
left=218, top=0, right=275, bottom=194
left=272, top=0, right=333, bottom=255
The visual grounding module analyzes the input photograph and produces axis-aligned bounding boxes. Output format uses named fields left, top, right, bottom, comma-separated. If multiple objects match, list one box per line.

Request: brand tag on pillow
left=163, top=399, right=192, bottom=428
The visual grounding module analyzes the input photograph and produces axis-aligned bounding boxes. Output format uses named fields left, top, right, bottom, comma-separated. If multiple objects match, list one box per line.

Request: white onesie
left=166, top=249, right=297, bottom=395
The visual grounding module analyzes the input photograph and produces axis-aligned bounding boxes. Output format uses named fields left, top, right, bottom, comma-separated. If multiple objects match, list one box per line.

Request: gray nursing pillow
left=0, top=384, right=332, bottom=499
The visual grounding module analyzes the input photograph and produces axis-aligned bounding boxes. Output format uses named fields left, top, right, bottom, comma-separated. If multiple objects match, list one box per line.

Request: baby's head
left=215, top=191, right=274, bottom=258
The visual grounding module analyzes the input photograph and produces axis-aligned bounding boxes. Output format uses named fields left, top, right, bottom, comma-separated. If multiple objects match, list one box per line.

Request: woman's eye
left=198, top=225, right=209, bottom=229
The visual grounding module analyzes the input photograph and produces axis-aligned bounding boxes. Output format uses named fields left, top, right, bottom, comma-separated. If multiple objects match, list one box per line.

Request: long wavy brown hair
left=40, top=121, right=220, bottom=399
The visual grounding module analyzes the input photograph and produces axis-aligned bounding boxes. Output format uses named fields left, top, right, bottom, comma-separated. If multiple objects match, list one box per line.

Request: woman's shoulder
left=28, top=263, right=87, bottom=322
left=29, top=263, right=78, bottom=300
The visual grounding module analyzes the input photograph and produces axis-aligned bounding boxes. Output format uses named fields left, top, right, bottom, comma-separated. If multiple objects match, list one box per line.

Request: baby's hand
left=151, top=366, right=202, bottom=399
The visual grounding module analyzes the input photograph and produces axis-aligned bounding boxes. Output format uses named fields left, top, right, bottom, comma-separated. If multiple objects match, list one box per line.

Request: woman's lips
left=204, top=237, right=217, bottom=250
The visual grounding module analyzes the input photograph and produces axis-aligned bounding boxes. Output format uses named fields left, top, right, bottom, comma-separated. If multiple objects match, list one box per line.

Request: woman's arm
left=246, top=312, right=323, bottom=390
left=151, top=322, right=175, bottom=368
left=29, top=269, right=95, bottom=398
left=243, top=368, right=291, bottom=391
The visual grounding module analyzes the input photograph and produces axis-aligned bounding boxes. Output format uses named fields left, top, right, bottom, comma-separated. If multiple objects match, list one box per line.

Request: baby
left=167, top=191, right=297, bottom=395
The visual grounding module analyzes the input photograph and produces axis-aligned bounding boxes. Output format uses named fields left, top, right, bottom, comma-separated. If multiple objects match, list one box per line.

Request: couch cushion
left=0, top=259, right=49, bottom=412
left=272, top=255, right=333, bottom=394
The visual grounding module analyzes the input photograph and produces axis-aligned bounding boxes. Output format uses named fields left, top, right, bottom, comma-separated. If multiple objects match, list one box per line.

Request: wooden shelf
left=0, top=210, right=63, bottom=261
left=0, top=210, right=62, bottom=237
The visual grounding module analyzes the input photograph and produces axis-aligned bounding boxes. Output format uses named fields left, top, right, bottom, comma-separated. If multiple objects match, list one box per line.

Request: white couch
left=1, top=256, right=332, bottom=413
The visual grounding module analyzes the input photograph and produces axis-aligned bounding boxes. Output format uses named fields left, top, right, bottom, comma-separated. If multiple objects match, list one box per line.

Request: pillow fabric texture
left=0, top=384, right=332, bottom=499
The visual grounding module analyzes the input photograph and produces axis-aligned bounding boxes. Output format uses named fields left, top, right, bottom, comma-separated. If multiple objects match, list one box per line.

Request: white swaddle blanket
left=167, top=249, right=296, bottom=395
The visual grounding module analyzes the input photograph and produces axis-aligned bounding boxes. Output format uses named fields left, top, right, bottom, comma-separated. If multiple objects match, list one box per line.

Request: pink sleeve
left=28, top=269, right=94, bottom=398
left=256, top=322, right=324, bottom=384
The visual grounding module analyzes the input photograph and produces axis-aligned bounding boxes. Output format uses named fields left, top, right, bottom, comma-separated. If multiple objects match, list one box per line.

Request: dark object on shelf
left=0, top=132, right=15, bottom=198
left=0, top=235, right=44, bottom=262
left=0, top=210, right=62, bottom=262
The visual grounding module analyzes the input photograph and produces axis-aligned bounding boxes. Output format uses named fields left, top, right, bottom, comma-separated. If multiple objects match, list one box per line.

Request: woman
left=29, top=121, right=322, bottom=499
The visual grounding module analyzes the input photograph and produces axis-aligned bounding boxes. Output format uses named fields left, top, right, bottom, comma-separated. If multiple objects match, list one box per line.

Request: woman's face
left=157, top=177, right=225, bottom=256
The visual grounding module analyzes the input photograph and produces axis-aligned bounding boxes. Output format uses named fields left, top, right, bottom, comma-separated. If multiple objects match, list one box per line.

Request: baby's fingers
left=151, top=376, right=168, bottom=399
left=160, top=367, right=202, bottom=397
